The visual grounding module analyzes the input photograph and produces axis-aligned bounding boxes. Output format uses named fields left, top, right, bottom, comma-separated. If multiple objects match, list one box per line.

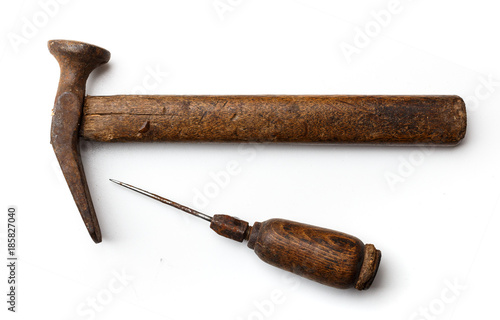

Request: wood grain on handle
left=81, top=95, right=466, bottom=145
left=247, top=219, right=381, bottom=290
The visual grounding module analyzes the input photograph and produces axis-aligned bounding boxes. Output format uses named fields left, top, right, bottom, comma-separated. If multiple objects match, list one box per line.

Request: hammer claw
left=51, top=92, right=101, bottom=243
left=49, top=40, right=110, bottom=243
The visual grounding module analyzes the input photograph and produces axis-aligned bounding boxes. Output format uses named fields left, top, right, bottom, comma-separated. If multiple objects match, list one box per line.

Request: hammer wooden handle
left=81, top=95, right=466, bottom=145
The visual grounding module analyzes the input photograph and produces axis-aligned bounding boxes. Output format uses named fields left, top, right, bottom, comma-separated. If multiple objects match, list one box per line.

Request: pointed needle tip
left=108, top=179, right=213, bottom=222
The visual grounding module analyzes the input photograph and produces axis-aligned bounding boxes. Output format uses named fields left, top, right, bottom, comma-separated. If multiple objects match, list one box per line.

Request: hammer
left=49, top=40, right=467, bottom=243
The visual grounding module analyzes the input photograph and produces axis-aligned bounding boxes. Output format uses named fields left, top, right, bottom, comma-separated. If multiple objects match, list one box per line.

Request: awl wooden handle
left=247, top=219, right=380, bottom=290
left=210, top=215, right=380, bottom=290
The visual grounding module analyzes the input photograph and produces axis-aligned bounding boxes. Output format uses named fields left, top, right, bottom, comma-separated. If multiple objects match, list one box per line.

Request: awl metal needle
left=109, top=179, right=212, bottom=222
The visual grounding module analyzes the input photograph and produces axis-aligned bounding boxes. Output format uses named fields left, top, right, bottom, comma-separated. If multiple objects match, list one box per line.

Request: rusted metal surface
left=49, top=40, right=110, bottom=243
left=82, top=95, right=466, bottom=145
left=109, top=179, right=213, bottom=222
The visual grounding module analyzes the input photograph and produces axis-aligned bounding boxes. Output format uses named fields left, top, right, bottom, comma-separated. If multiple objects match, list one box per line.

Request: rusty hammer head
left=49, top=40, right=110, bottom=243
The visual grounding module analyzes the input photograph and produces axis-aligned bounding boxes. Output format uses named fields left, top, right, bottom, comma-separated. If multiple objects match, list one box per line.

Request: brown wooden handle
left=247, top=219, right=381, bottom=290
left=81, top=95, right=466, bottom=145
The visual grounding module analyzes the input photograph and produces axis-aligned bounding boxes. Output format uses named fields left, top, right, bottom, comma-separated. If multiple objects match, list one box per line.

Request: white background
left=1, top=0, right=499, bottom=319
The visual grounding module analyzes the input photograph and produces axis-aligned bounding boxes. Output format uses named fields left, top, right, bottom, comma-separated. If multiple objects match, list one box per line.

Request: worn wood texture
left=246, top=219, right=381, bottom=290
left=210, top=214, right=249, bottom=242
left=81, top=95, right=466, bottom=145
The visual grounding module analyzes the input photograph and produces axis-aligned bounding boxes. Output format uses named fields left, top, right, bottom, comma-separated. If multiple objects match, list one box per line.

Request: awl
left=110, top=179, right=381, bottom=290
